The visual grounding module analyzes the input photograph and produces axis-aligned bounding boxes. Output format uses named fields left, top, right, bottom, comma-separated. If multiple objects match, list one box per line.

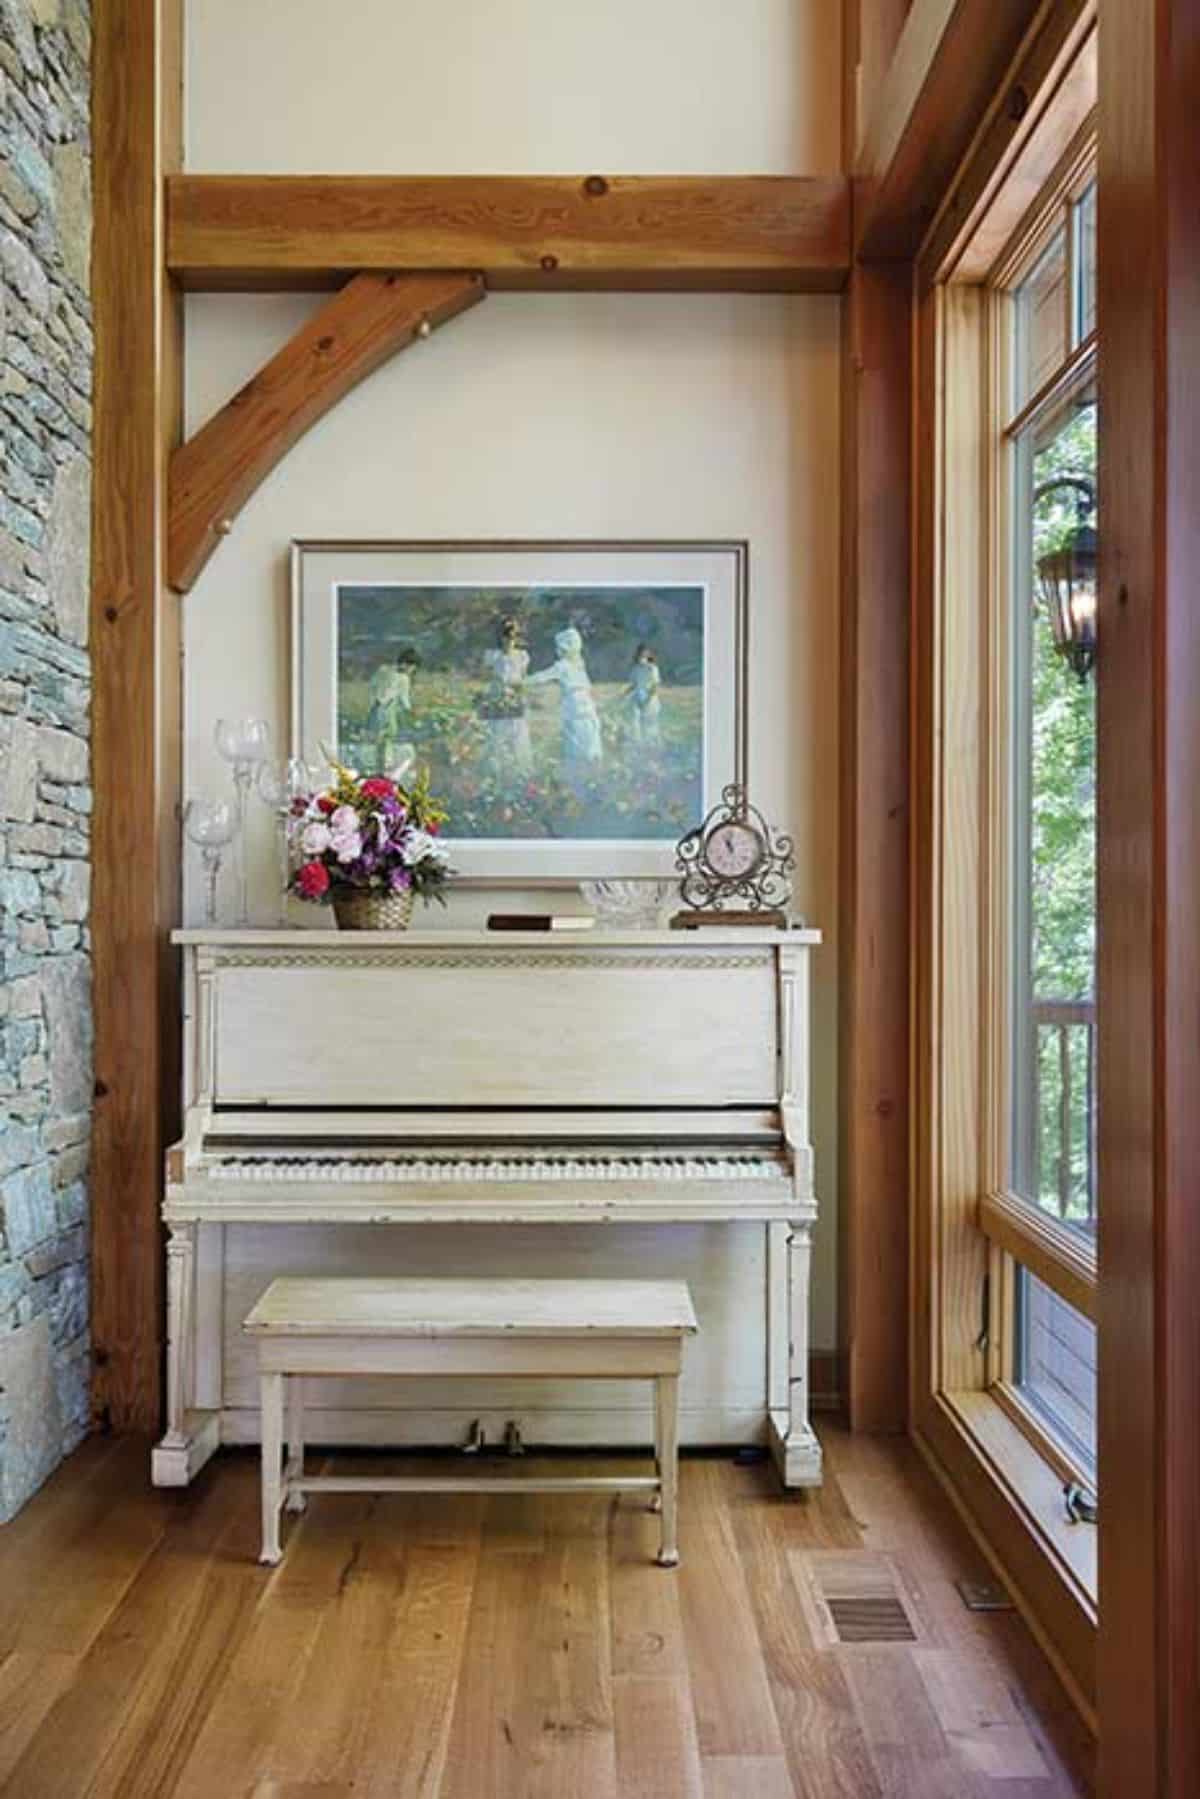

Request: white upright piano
left=155, top=926, right=822, bottom=1489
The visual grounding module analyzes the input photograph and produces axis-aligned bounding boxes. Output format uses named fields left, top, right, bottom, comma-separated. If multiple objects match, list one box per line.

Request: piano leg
left=151, top=1220, right=220, bottom=1487
left=767, top=1218, right=823, bottom=1489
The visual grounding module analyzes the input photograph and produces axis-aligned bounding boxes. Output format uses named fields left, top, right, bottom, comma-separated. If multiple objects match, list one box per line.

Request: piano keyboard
left=205, top=1151, right=789, bottom=1184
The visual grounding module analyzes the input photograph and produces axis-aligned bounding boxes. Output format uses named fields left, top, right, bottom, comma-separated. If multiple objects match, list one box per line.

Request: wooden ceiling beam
left=168, top=270, right=484, bottom=593
left=854, top=0, right=1045, bottom=259
left=165, top=174, right=851, bottom=294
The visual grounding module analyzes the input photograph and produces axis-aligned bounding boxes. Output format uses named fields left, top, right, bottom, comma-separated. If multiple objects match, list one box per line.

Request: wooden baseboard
left=809, top=1349, right=846, bottom=1412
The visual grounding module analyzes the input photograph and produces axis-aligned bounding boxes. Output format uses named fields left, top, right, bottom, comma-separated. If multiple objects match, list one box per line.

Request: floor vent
left=794, top=1551, right=924, bottom=1648
left=826, top=1593, right=917, bottom=1644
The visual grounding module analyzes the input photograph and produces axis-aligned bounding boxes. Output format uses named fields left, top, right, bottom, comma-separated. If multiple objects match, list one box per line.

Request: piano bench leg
left=655, top=1373, right=681, bottom=1568
left=259, top=1371, right=285, bottom=1565
left=285, top=1375, right=307, bottom=1513
left=649, top=1382, right=663, bottom=1511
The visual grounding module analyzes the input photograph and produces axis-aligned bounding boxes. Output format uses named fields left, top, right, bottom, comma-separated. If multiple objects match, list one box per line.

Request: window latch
left=974, top=1274, right=990, bottom=1352
left=1063, top=1480, right=1098, bottom=1525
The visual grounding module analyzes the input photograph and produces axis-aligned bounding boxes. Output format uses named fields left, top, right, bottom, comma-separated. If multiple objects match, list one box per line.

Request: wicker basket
left=332, top=886, right=416, bottom=932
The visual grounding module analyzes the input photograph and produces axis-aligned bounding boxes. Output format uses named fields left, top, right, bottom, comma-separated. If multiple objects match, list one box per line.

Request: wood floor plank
left=841, top=1645, right=987, bottom=1799
left=1, top=1457, right=259, bottom=1799
left=169, top=1476, right=384, bottom=1797
left=676, top=1460, right=786, bottom=1759
left=0, top=1437, right=171, bottom=1659
left=614, top=1676, right=703, bottom=1798
left=728, top=1466, right=881, bottom=1799
left=437, top=1526, right=553, bottom=1798
left=245, top=1495, right=408, bottom=1788
left=523, top=1493, right=618, bottom=1797
left=0, top=1653, right=80, bottom=1787
left=914, top=1646, right=1051, bottom=1781
left=88, top=1478, right=263, bottom=1798
left=359, top=1492, right=484, bottom=1798
left=702, top=1756, right=796, bottom=1798
left=440, top=1489, right=617, bottom=1798
left=610, top=1486, right=689, bottom=1681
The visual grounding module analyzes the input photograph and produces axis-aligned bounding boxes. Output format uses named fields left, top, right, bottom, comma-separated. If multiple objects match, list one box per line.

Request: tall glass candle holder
left=183, top=798, right=237, bottom=926
left=214, top=717, right=271, bottom=926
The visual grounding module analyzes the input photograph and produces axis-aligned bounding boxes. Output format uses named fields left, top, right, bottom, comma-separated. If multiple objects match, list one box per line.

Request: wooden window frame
left=910, top=107, right=1099, bottom=1725
left=983, top=158, right=1098, bottom=1478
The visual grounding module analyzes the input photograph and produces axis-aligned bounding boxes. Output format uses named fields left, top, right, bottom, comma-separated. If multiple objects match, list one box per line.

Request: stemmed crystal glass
left=214, top=717, right=271, bottom=926
left=183, top=798, right=237, bottom=926
left=257, top=756, right=315, bottom=927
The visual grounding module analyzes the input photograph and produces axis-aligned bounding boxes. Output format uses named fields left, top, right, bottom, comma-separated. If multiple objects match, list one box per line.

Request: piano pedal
left=504, top=1420, right=526, bottom=1458
left=461, top=1418, right=487, bottom=1456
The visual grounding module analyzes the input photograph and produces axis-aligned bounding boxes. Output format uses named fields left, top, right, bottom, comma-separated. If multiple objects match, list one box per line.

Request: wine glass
left=214, top=718, right=271, bottom=925
left=257, top=756, right=315, bottom=926
left=184, top=798, right=237, bottom=926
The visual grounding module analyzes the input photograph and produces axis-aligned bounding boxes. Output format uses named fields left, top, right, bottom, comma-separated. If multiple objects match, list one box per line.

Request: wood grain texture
left=851, top=1, right=916, bottom=165
left=89, top=0, right=183, bottom=1436
left=0, top=1427, right=1089, bottom=1795
left=920, top=5, right=1096, bottom=287
left=838, top=258, right=913, bottom=1433
left=167, top=271, right=483, bottom=592
left=855, top=0, right=1044, bottom=257
left=165, top=174, right=851, bottom=293
left=1096, top=0, right=1200, bottom=1792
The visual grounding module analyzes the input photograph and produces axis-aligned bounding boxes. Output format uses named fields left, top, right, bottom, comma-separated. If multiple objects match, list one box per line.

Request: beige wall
left=182, top=0, right=843, bottom=1358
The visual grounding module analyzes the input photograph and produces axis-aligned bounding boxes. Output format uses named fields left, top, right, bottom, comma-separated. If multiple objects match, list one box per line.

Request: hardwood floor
left=0, top=1422, right=1093, bottom=1796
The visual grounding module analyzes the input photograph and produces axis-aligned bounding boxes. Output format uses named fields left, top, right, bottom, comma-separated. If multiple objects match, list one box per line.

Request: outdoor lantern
left=1033, top=478, right=1098, bottom=682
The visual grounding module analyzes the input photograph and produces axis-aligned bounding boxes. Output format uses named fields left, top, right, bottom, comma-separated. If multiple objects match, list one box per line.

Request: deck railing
left=1030, top=997, right=1097, bottom=1224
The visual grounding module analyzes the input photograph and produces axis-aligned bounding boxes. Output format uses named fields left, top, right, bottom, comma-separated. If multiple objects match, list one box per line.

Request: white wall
left=182, top=0, right=843, bottom=1359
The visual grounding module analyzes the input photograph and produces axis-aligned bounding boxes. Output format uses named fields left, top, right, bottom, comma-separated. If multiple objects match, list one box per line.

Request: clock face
left=706, top=819, right=763, bottom=880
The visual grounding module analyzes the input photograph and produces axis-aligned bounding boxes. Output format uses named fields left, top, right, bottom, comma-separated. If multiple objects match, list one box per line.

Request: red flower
left=427, top=819, right=439, bottom=834
left=295, top=860, right=330, bottom=899
left=315, top=795, right=335, bottom=814
left=360, top=776, right=395, bottom=800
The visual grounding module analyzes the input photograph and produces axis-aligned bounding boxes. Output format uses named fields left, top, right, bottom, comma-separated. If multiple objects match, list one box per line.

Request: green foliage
left=1026, top=398, right=1096, bottom=1221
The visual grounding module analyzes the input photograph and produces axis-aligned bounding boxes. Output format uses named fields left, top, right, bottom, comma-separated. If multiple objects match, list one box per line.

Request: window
left=910, top=87, right=1099, bottom=1706
left=992, top=167, right=1098, bottom=1484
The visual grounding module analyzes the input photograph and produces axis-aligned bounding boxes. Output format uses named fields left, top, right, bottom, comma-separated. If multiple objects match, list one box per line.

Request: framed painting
left=291, top=539, right=747, bottom=880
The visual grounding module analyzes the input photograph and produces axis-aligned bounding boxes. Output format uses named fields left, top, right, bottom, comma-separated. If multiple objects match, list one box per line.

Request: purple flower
left=389, top=866, right=413, bottom=893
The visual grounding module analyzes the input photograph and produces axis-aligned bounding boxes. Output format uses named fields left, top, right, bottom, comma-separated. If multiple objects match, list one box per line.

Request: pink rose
left=360, top=776, right=395, bottom=800
left=301, top=821, right=331, bottom=854
left=295, top=860, right=330, bottom=900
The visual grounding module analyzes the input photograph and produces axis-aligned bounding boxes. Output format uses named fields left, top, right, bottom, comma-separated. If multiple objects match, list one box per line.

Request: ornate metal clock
left=671, top=783, right=794, bottom=928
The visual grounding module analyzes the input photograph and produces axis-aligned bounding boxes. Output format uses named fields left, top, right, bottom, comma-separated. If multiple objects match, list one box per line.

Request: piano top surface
left=173, top=925, right=822, bottom=948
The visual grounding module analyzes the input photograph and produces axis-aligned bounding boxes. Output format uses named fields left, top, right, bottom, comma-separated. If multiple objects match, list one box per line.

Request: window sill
left=913, top=1386, right=1097, bottom=1726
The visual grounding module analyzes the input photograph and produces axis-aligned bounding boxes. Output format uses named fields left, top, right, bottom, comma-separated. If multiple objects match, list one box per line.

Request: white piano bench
left=242, top=1275, right=699, bottom=1568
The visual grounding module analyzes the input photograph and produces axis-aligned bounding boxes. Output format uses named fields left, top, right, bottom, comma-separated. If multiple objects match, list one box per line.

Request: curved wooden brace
left=167, top=269, right=485, bottom=592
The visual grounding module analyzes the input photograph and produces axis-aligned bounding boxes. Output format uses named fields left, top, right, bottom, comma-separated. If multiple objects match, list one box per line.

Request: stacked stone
left=0, top=0, right=92, bottom=1522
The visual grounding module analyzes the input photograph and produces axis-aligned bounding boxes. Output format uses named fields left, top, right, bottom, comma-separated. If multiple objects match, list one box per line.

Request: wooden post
left=840, top=3, right=913, bottom=1432
left=1097, top=0, right=1200, bottom=1790
left=90, top=0, right=184, bottom=1432
left=838, top=260, right=913, bottom=1432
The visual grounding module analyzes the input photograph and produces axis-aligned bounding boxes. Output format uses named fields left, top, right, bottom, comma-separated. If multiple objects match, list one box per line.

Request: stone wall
left=0, top=0, right=92, bottom=1522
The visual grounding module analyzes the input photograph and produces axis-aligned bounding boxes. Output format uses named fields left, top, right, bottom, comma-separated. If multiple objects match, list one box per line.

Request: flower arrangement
left=289, top=762, right=451, bottom=908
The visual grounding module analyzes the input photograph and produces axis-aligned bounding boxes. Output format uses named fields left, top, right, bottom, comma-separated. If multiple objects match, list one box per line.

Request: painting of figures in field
left=335, top=584, right=705, bottom=843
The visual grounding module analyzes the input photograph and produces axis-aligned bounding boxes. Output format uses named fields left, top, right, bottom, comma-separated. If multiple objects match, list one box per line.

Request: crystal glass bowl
left=579, top=878, right=674, bottom=928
